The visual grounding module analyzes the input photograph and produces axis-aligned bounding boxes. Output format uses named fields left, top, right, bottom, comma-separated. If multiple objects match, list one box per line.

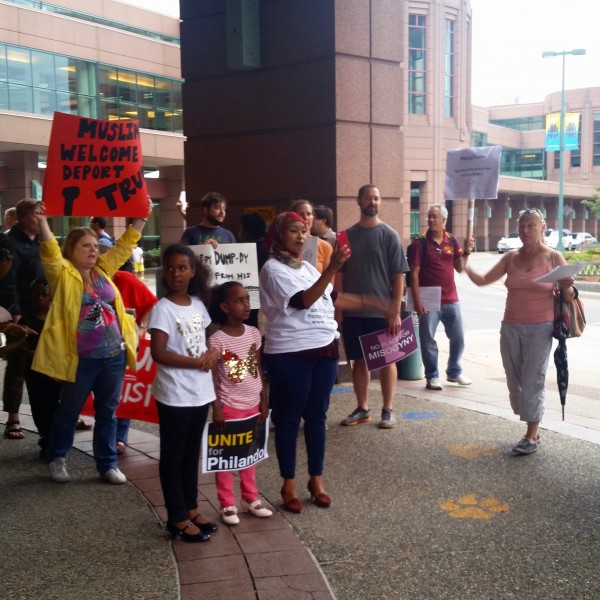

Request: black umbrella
left=553, top=300, right=570, bottom=421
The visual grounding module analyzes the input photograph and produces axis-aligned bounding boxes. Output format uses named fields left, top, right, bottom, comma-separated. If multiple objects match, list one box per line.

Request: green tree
left=582, top=185, right=600, bottom=219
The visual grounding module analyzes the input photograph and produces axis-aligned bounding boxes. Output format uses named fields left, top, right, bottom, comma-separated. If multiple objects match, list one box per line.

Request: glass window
left=8, top=82, right=33, bottom=113
left=571, top=150, right=581, bottom=168
left=76, top=61, right=96, bottom=97
left=54, top=55, right=79, bottom=93
left=117, top=69, right=137, bottom=104
left=98, top=97, right=119, bottom=121
left=98, top=64, right=118, bottom=104
left=501, top=149, right=545, bottom=179
left=31, top=50, right=55, bottom=89
left=119, top=102, right=138, bottom=120
left=154, top=77, right=172, bottom=109
left=136, top=73, right=156, bottom=106
left=56, top=91, right=77, bottom=114
left=489, top=116, right=545, bottom=131
left=7, top=47, right=32, bottom=86
left=169, top=108, right=183, bottom=134
left=33, top=87, right=56, bottom=114
left=444, top=19, right=454, bottom=118
left=593, top=114, right=600, bottom=166
left=0, top=82, right=8, bottom=110
left=77, top=95, right=97, bottom=118
left=1, top=43, right=181, bottom=132
left=0, top=45, right=7, bottom=82
left=408, top=15, right=426, bottom=115
left=471, top=131, right=488, bottom=147
left=153, top=108, right=169, bottom=131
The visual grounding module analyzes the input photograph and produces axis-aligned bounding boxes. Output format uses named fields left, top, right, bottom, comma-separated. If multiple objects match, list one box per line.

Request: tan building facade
left=180, top=0, right=597, bottom=251
left=0, top=0, right=185, bottom=245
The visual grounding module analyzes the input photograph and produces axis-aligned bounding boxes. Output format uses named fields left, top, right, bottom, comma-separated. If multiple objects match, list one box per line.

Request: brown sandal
left=4, top=420, right=25, bottom=440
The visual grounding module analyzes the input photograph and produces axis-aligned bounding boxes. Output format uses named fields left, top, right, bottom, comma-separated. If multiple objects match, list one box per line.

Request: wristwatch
left=139, top=322, right=148, bottom=329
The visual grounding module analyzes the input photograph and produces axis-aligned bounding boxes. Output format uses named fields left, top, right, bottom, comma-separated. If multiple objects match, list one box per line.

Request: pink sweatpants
left=214, top=404, right=260, bottom=508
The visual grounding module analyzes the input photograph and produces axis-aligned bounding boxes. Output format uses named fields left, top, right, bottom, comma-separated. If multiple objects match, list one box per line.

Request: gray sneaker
left=341, top=407, right=371, bottom=426
left=48, top=457, right=69, bottom=483
left=378, top=409, right=397, bottom=429
left=512, top=438, right=538, bottom=455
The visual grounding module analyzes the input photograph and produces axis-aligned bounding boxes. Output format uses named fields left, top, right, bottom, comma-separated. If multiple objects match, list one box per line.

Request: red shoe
left=281, top=487, right=303, bottom=514
left=307, top=481, right=332, bottom=508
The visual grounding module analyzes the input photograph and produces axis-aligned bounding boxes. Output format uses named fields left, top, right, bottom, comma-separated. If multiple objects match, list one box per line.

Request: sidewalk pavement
left=2, top=271, right=600, bottom=599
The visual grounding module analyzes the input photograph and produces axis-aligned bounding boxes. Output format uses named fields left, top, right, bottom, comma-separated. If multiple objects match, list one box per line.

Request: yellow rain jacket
left=32, top=226, right=141, bottom=382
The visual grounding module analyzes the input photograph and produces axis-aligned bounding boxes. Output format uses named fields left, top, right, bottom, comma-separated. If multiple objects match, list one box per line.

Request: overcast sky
left=123, top=0, right=598, bottom=107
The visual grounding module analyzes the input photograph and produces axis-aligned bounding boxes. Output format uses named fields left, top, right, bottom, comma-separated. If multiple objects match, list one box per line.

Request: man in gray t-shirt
left=335, top=184, right=408, bottom=429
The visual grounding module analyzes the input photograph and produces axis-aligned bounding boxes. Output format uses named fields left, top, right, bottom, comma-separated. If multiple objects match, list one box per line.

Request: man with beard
left=181, top=192, right=236, bottom=246
left=335, top=184, right=407, bottom=429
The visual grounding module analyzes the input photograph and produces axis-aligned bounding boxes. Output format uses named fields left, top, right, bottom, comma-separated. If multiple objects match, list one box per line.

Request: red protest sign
left=43, top=112, right=149, bottom=217
left=81, top=336, right=159, bottom=424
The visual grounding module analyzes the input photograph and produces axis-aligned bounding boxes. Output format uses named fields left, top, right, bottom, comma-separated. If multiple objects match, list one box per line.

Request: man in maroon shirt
left=408, top=205, right=473, bottom=391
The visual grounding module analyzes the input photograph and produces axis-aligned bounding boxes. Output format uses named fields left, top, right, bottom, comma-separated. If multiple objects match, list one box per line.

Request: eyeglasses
left=518, top=208, right=545, bottom=222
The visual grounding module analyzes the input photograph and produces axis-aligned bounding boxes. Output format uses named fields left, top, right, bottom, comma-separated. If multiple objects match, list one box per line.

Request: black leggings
left=156, top=402, right=210, bottom=523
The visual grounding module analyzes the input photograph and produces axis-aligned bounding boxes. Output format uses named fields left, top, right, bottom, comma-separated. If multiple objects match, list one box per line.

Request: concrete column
left=0, top=151, right=42, bottom=207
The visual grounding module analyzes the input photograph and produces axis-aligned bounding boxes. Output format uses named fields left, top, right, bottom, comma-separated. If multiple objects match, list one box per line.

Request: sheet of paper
left=534, top=262, right=586, bottom=283
left=405, top=287, right=442, bottom=312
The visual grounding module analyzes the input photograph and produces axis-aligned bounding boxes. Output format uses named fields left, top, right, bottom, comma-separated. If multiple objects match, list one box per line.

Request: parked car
left=571, top=232, right=597, bottom=249
left=544, top=229, right=574, bottom=251
left=497, top=232, right=522, bottom=253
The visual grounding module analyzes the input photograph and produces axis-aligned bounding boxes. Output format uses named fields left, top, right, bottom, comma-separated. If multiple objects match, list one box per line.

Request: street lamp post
left=542, top=48, right=586, bottom=252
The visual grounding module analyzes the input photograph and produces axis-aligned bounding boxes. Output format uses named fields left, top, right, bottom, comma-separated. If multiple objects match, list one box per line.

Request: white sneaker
left=102, top=468, right=127, bottom=485
left=220, top=506, right=240, bottom=525
left=426, top=377, right=443, bottom=390
left=447, top=374, right=472, bottom=386
left=48, top=457, right=69, bottom=483
left=241, top=499, right=273, bottom=518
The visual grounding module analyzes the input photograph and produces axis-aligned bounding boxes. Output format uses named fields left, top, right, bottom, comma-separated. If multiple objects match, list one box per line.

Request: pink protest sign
left=359, top=315, right=419, bottom=372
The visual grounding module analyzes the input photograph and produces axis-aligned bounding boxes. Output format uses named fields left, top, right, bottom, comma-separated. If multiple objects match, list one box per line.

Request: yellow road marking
left=440, top=494, right=509, bottom=519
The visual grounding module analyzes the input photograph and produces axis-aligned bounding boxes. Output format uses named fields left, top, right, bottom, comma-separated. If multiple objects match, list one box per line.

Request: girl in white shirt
left=149, top=244, right=220, bottom=543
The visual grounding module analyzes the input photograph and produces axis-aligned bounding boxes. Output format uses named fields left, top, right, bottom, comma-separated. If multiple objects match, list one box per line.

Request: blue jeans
left=116, top=418, right=131, bottom=443
left=418, top=302, right=465, bottom=380
left=46, top=353, right=126, bottom=474
left=265, top=353, right=338, bottom=480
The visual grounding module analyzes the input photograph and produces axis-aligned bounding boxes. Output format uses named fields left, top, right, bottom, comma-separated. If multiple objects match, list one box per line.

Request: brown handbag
left=554, top=286, right=586, bottom=339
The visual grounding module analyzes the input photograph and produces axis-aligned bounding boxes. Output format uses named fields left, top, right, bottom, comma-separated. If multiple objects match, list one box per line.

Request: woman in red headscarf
left=259, top=212, right=391, bottom=513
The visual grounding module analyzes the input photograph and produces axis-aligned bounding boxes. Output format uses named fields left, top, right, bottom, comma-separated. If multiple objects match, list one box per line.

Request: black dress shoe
left=166, top=521, right=211, bottom=543
left=191, top=515, right=219, bottom=534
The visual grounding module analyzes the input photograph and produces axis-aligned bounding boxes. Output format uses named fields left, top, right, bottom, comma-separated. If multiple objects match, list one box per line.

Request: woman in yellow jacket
left=32, top=202, right=151, bottom=484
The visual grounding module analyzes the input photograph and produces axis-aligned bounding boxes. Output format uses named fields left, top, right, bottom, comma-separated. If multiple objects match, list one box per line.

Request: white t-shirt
left=259, top=258, right=338, bottom=354
left=148, top=296, right=216, bottom=407
left=131, top=246, right=144, bottom=264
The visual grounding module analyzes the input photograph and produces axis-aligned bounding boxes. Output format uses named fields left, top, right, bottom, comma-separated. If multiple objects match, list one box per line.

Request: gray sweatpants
left=500, top=321, right=554, bottom=423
